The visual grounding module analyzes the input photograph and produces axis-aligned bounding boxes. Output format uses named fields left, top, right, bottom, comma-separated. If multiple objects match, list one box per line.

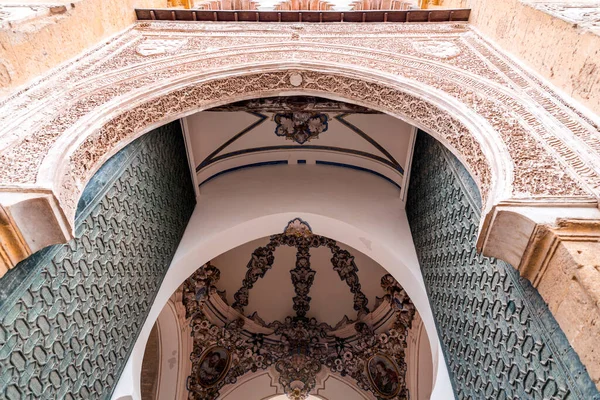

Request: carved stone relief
left=411, top=40, right=461, bottom=59
left=0, top=21, right=598, bottom=233
left=136, top=38, right=189, bottom=56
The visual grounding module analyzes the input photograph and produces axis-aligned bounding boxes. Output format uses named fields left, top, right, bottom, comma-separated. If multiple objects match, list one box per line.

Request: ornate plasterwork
left=183, top=259, right=416, bottom=400
left=210, top=96, right=379, bottom=113
left=136, top=38, right=189, bottom=56
left=0, top=21, right=599, bottom=232
left=274, top=112, right=329, bottom=144
left=232, top=219, right=371, bottom=318
left=411, top=40, right=461, bottom=59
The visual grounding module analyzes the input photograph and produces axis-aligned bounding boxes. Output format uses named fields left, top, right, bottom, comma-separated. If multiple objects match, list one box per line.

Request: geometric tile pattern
left=406, top=131, right=600, bottom=400
left=0, top=121, right=195, bottom=399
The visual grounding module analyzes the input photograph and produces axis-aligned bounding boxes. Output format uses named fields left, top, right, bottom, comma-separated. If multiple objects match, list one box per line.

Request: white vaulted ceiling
left=185, top=96, right=415, bottom=192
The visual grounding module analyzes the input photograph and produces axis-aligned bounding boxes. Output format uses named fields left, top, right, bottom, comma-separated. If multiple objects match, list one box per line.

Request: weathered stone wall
left=0, top=121, right=195, bottom=398
left=406, top=131, right=599, bottom=399
left=440, top=0, right=600, bottom=115
left=532, top=233, right=600, bottom=387
left=0, top=0, right=166, bottom=97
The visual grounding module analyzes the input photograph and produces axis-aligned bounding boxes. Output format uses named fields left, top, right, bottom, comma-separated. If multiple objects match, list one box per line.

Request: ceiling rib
left=231, top=219, right=371, bottom=320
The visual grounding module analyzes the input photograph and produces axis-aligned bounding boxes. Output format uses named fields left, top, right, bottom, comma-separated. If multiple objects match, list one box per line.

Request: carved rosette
left=273, top=112, right=329, bottom=144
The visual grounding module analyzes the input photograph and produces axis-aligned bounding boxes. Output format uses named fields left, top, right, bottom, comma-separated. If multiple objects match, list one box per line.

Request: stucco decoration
left=232, top=219, right=370, bottom=318
left=0, top=21, right=599, bottom=233
left=273, top=112, right=329, bottom=144
left=136, top=38, right=188, bottom=56
left=183, top=253, right=416, bottom=400
left=210, top=96, right=378, bottom=113
left=411, top=40, right=461, bottom=59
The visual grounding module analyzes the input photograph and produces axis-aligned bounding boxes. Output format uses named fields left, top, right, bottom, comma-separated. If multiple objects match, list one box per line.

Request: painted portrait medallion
left=198, top=346, right=231, bottom=388
left=366, top=353, right=401, bottom=398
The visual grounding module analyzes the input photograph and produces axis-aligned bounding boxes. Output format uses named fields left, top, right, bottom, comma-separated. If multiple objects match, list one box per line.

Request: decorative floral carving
left=231, top=219, right=370, bottom=319
left=412, top=40, right=461, bottom=59
left=183, top=262, right=416, bottom=400
left=210, top=96, right=379, bottom=113
left=136, top=38, right=188, bottom=56
left=274, top=112, right=329, bottom=144
left=290, top=245, right=316, bottom=318
left=284, top=218, right=313, bottom=237
left=0, top=21, right=599, bottom=233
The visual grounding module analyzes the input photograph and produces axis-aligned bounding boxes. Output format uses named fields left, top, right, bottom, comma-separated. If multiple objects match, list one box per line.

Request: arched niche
left=111, top=163, right=453, bottom=400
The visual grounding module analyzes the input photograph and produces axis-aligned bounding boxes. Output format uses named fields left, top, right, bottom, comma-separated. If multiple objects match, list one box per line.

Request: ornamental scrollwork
left=183, top=225, right=416, bottom=400
left=274, top=112, right=329, bottom=144
left=232, top=219, right=371, bottom=319
left=1, top=22, right=599, bottom=227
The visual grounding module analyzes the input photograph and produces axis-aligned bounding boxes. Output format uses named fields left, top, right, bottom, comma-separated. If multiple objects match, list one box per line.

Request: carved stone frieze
left=0, top=21, right=599, bottom=233
left=209, top=96, right=380, bottom=113
left=136, top=38, right=189, bottom=56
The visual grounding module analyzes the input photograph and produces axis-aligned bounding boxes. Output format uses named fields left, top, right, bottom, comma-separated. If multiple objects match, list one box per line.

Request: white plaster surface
left=111, top=163, right=453, bottom=400
left=186, top=111, right=413, bottom=188
left=154, top=300, right=190, bottom=400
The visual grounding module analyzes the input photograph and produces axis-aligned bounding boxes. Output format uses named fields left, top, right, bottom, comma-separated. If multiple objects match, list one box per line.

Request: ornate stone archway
left=1, top=19, right=600, bottom=390
left=1, top=23, right=599, bottom=238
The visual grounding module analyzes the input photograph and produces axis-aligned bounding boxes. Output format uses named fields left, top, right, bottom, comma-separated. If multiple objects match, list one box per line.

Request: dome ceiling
left=182, top=219, right=417, bottom=400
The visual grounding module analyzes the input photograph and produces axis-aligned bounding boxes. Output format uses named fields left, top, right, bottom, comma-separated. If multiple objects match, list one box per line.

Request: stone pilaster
left=520, top=220, right=600, bottom=386
left=0, top=190, right=71, bottom=277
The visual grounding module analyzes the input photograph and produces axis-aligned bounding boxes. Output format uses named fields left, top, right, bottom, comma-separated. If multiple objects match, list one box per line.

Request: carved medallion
left=366, top=353, right=403, bottom=399
left=411, top=40, right=461, bottom=59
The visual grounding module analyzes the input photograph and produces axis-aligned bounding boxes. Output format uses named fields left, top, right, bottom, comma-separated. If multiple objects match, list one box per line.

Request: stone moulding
left=0, top=21, right=599, bottom=275
left=54, top=66, right=499, bottom=222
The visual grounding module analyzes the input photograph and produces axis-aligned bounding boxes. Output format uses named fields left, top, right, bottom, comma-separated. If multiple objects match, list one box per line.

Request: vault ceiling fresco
left=182, top=219, right=416, bottom=400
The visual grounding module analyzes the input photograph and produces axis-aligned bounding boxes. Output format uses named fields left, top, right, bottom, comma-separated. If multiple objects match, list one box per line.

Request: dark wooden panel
left=175, top=9, right=195, bottom=20
left=135, top=8, right=471, bottom=23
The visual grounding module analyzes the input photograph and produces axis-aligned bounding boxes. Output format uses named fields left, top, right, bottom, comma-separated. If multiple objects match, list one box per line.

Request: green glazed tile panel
left=406, top=131, right=599, bottom=400
left=0, top=121, right=195, bottom=399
